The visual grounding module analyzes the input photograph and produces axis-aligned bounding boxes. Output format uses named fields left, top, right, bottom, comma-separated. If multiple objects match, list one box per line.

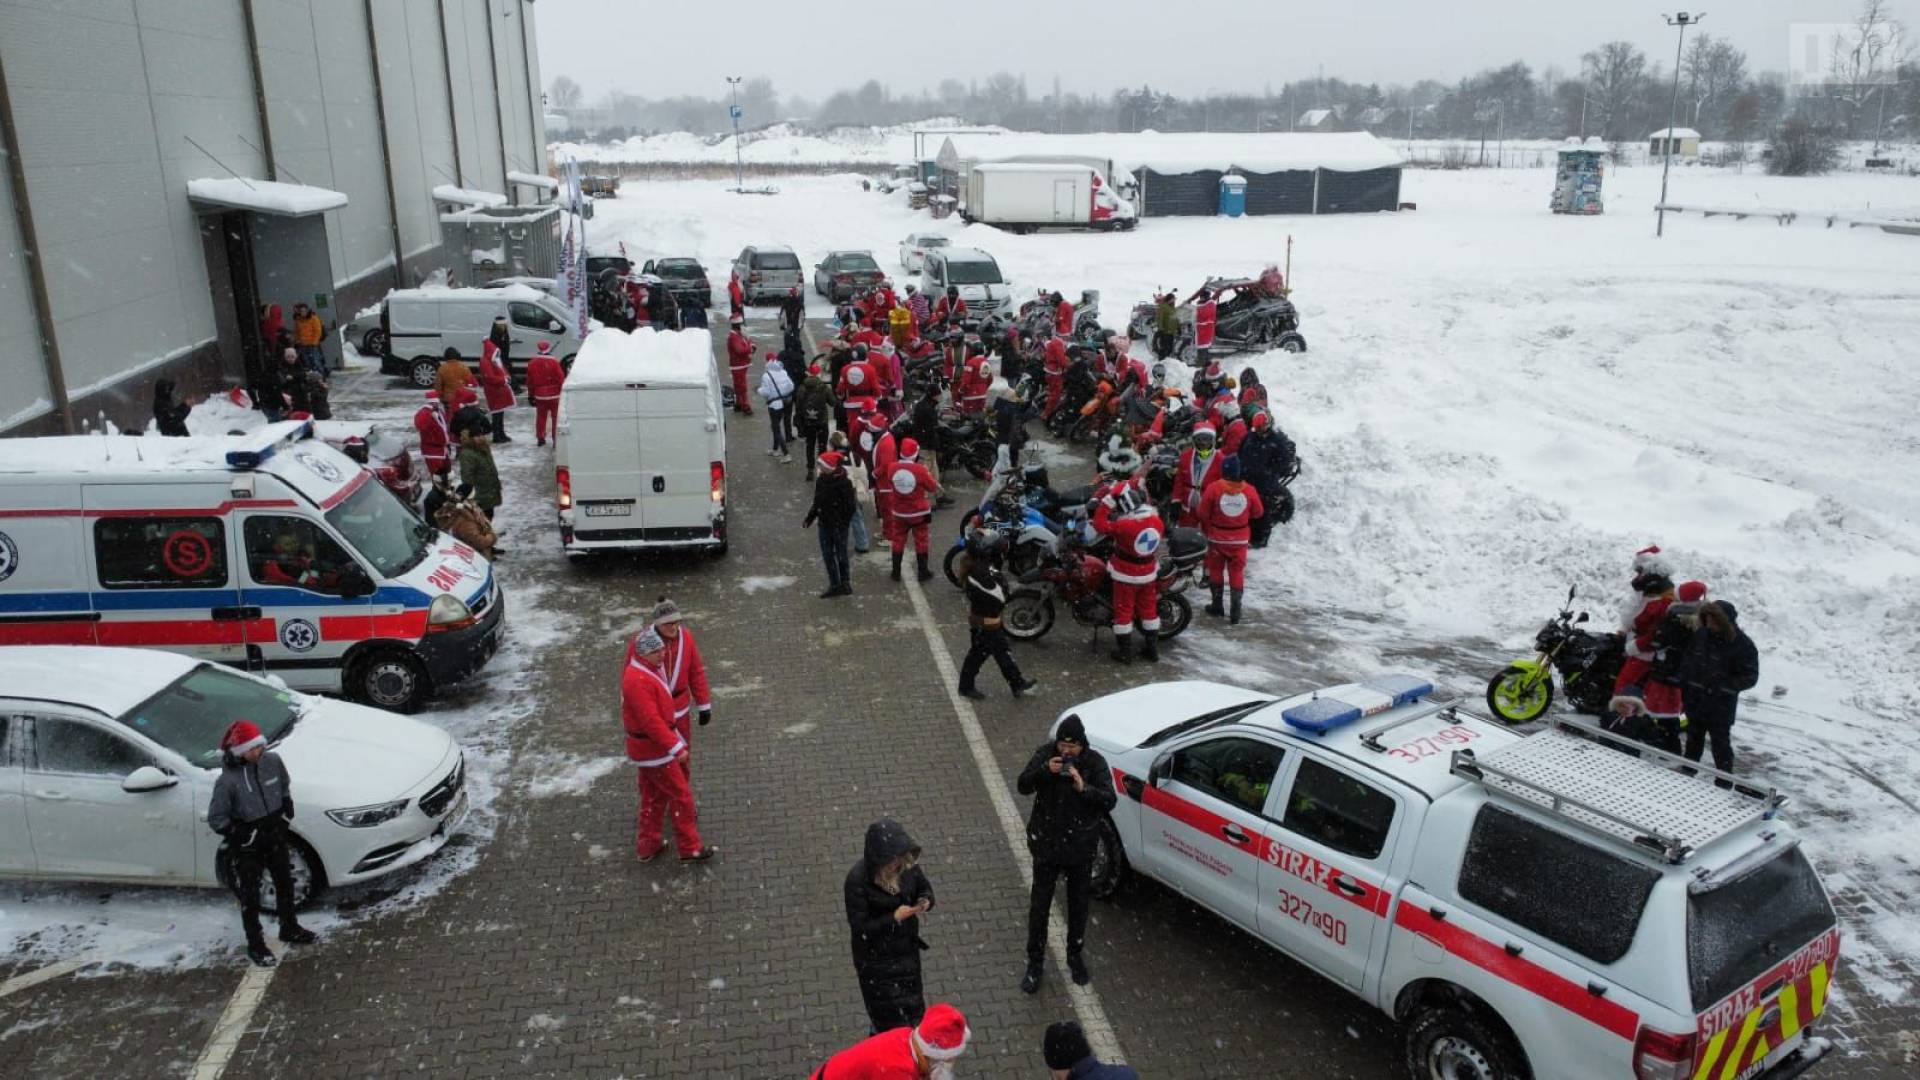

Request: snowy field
left=589, top=163, right=1920, bottom=1001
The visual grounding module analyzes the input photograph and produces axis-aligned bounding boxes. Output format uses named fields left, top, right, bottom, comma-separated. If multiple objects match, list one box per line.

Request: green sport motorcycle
left=1485, top=586, right=1625, bottom=724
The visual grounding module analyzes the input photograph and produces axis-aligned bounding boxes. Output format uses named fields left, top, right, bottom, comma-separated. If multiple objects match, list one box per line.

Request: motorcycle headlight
left=326, top=798, right=410, bottom=828
left=428, top=593, right=473, bottom=627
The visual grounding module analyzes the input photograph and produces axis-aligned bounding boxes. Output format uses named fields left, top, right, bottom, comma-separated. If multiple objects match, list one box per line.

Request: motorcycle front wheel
left=1002, top=591, right=1055, bottom=641
left=1156, top=591, right=1194, bottom=639
left=943, top=544, right=968, bottom=589
left=1485, top=666, right=1554, bottom=724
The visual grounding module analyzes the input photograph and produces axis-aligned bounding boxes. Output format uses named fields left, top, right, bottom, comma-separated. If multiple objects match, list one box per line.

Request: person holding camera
left=207, top=720, right=317, bottom=968
left=1016, top=714, right=1115, bottom=994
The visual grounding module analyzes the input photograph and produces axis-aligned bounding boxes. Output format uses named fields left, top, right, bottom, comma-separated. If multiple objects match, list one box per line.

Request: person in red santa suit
left=1170, top=424, right=1225, bottom=526
left=1091, top=483, right=1166, bottom=664
left=1040, top=333, right=1071, bottom=419
left=1052, top=290, right=1075, bottom=337
left=1610, top=545, right=1683, bottom=734
left=622, top=627, right=715, bottom=863
left=811, top=1002, right=970, bottom=1080
left=839, top=349, right=882, bottom=420
left=870, top=414, right=901, bottom=550
left=1217, top=406, right=1249, bottom=458
left=727, top=268, right=745, bottom=319
left=524, top=341, right=566, bottom=448
left=414, top=389, right=453, bottom=477
left=643, top=598, right=711, bottom=767
left=625, top=274, right=649, bottom=325
left=1198, top=455, right=1264, bottom=626
left=887, top=439, right=940, bottom=583
left=478, top=327, right=517, bottom=443
left=1191, top=287, right=1218, bottom=367
left=955, top=344, right=994, bottom=417
left=725, top=315, right=755, bottom=415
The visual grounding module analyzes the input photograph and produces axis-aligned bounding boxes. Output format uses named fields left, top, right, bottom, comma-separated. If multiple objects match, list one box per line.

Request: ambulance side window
left=243, top=516, right=355, bottom=595
left=92, top=518, right=228, bottom=590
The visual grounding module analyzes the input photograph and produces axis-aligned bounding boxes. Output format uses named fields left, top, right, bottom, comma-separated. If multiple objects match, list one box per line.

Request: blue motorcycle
left=941, top=491, right=1062, bottom=588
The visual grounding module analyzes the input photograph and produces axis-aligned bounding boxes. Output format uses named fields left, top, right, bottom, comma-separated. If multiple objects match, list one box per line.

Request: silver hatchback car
left=731, top=245, right=804, bottom=304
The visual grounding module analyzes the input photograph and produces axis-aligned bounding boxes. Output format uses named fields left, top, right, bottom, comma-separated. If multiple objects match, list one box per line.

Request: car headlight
left=325, top=798, right=410, bottom=828
left=428, top=593, right=473, bottom=627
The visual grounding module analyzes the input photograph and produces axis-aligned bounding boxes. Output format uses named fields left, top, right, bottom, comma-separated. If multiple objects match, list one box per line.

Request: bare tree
left=1826, top=0, right=1912, bottom=136
left=548, top=75, right=582, bottom=112
left=1581, top=41, right=1650, bottom=141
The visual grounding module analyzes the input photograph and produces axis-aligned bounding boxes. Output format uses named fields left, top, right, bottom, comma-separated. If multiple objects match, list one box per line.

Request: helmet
left=905, top=283, right=917, bottom=294
left=1150, top=362, right=1167, bottom=382
left=1112, top=484, right=1145, bottom=515
left=1193, top=425, right=1217, bottom=449
left=966, top=528, right=1008, bottom=560
left=946, top=285, right=959, bottom=299
left=890, top=413, right=915, bottom=437
left=851, top=344, right=868, bottom=361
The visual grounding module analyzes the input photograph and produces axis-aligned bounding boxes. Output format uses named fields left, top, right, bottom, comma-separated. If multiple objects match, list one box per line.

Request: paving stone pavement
left=3, top=317, right=1916, bottom=1078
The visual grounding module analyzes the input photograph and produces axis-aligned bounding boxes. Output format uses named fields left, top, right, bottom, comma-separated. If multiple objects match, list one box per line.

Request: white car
left=1067, top=676, right=1840, bottom=1080
left=898, top=232, right=950, bottom=273
left=0, top=647, right=469, bottom=911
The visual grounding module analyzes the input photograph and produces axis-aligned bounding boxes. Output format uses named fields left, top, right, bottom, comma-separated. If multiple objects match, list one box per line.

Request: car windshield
left=1140, top=700, right=1268, bottom=747
left=945, top=259, right=1002, bottom=285
left=756, top=252, right=801, bottom=270
left=120, top=665, right=302, bottom=769
left=326, top=477, right=430, bottom=577
left=1688, top=847, right=1837, bottom=1010
left=656, top=260, right=702, bottom=278
left=837, top=254, right=880, bottom=272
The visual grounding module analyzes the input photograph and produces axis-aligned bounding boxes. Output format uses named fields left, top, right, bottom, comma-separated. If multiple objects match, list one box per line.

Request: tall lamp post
left=726, top=75, right=744, bottom=191
left=1656, top=11, right=1704, bottom=237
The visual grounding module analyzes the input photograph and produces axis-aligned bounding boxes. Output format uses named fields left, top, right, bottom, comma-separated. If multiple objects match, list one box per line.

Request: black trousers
left=801, top=428, right=828, bottom=472
left=1683, top=690, right=1737, bottom=782
left=959, top=625, right=1022, bottom=689
left=489, top=409, right=507, bottom=440
left=1028, top=858, right=1092, bottom=963
left=234, top=830, right=298, bottom=946
left=856, top=958, right=925, bottom=1035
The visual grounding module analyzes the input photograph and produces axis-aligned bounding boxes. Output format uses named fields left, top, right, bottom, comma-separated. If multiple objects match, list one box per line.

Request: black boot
left=1068, top=952, right=1091, bottom=986
left=915, top=553, right=934, bottom=582
left=1140, top=629, right=1160, bottom=663
left=1229, top=588, right=1244, bottom=625
left=1020, top=959, right=1044, bottom=994
left=1010, top=676, right=1038, bottom=697
left=1205, top=583, right=1225, bottom=617
left=1109, top=633, right=1133, bottom=664
left=890, top=552, right=903, bottom=582
left=280, top=922, right=316, bottom=946
left=246, top=940, right=278, bottom=968
left=959, top=683, right=987, bottom=700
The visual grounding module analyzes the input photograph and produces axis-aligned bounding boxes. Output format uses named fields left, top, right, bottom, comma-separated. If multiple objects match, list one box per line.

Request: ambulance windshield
left=326, top=479, right=431, bottom=578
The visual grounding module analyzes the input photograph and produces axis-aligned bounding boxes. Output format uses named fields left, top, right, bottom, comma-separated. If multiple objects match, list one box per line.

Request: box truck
left=961, top=163, right=1136, bottom=233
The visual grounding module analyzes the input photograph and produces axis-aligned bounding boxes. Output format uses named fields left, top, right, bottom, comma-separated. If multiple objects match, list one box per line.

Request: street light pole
left=1656, top=11, right=1703, bottom=238
left=726, top=75, right=744, bottom=191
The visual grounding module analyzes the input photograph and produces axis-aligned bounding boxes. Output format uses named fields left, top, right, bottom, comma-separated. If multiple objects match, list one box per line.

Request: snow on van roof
left=0, top=646, right=200, bottom=717
left=567, top=327, right=716, bottom=390
left=387, top=284, right=547, bottom=304
left=0, top=422, right=345, bottom=483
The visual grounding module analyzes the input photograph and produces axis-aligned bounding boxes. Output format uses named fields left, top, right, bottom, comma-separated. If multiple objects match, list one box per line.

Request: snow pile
left=432, top=184, right=508, bottom=208
left=566, top=325, right=715, bottom=389
left=186, top=177, right=347, bottom=216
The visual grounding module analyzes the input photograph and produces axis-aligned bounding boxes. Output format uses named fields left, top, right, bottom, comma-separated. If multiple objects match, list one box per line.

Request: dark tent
left=1315, top=167, right=1402, bottom=213
left=1137, top=169, right=1223, bottom=217
left=1239, top=170, right=1317, bottom=215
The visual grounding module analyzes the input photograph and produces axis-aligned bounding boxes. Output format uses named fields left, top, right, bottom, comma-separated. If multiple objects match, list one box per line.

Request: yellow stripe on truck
left=1693, top=1030, right=1729, bottom=1080
left=1777, top=983, right=1802, bottom=1042
left=1717, top=1007, right=1765, bottom=1080
left=1810, top=963, right=1828, bottom=1016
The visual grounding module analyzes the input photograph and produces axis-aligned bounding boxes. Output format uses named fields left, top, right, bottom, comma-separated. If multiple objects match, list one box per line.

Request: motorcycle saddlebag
left=1167, top=526, right=1207, bottom=566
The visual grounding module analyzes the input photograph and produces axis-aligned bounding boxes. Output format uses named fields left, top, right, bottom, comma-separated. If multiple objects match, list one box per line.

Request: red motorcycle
left=1000, top=529, right=1202, bottom=643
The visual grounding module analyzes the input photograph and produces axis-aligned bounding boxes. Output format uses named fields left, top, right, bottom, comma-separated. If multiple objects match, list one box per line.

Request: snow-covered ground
left=587, top=163, right=1920, bottom=1001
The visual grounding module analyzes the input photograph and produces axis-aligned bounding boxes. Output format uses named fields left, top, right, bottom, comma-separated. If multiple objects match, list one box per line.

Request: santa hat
left=536, top=341, right=553, bottom=355
left=1677, top=580, right=1709, bottom=603
left=817, top=450, right=845, bottom=473
left=424, top=389, right=441, bottom=402
left=765, top=350, right=779, bottom=361
left=863, top=412, right=888, bottom=431
left=221, top=720, right=267, bottom=757
left=899, top=438, right=920, bottom=460
left=808, top=363, right=822, bottom=376
left=1193, top=422, right=1217, bottom=440
left=1632, top=545, right=1671, bottom=577
left=912, top=1003, right=969, bottom=1061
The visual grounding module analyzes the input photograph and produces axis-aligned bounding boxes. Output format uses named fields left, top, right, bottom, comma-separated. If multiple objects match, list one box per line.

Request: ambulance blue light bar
left=226, top=420, right=315, bottom=470
left=1282, top=675, right=1435, bottom=734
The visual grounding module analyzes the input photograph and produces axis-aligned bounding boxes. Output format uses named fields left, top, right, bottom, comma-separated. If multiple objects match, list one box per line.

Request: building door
left=204, top=211, right=266, bottom=390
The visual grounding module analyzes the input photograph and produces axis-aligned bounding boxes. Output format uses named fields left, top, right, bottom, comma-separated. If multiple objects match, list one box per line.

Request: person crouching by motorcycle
left=1170, top=424, right=1224, bottom=527
left=1198, top=455, right=1263, bottom=625
left=1238, top=411, right=1295, bottom=549
left=887, top=438, right=941, bottom=583
left=1092, top=482, right=1165, bottom=664
left=1606, top=547, right=1682, bottom=749
left=957, top=529, right=1038, bottom=700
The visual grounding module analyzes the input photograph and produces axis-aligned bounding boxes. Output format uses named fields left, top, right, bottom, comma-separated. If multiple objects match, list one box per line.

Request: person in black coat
left=956, top=531, right=1036, bottom=700
left=1676, top=600, right=1759, bottom=780
left=804, top=450, right=858, bottom=598
left=842, top=818, right=936, bottom=1034
left=152, top=378, right=192, bottom=436
left=1016, top=713, right=1116, bottom=994
left=1237, top=413, right=1296, bottom=548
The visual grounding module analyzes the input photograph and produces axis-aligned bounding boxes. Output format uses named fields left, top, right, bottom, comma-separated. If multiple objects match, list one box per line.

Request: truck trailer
left=961, top=163, right=1136, bottom=233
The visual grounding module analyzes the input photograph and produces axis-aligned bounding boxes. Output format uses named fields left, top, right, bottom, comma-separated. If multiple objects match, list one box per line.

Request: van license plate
left=584, top=502, right=634, bottom=517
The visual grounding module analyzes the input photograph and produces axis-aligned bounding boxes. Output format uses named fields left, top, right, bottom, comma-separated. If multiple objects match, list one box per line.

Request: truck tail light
left=710, top=461, right=726, bottom=504
left=1632, top=1027, right=1695, bottom=1080
left=557, top=466, right=572, bottom=510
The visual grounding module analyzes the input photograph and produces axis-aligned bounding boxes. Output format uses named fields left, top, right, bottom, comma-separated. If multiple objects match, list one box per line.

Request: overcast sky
left=534, top=0, right=1918, bottom=107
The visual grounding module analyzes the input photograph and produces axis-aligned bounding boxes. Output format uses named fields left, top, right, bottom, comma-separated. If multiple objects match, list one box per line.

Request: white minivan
left=555, top=327, right=729, bottom=557
left=378, top=285, right=583, bottom=388
left=918, top=247, right=1014, bottom=317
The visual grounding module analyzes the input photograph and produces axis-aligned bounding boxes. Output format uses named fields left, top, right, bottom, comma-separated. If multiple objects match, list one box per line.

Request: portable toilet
left=1218, top=175, right=1248, bottom=217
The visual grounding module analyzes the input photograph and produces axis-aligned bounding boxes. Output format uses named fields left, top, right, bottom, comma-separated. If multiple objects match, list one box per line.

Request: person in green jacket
left=794, top=362, right=839, bottom=481
left=1152, top=292, right=1180, bottom=361
left=454, top=407, right=502, bottom=520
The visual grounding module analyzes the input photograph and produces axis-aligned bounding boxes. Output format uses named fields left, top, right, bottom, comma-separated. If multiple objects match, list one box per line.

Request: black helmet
left=890, top=413, right=915, bottom=436
left=851, top=344, right=868, bottom=361
left=967, top=528, right=1008, bottom=560
left=946, top=285, right=959, bottom=299
left=1021, top=461, right=1050, bottom=490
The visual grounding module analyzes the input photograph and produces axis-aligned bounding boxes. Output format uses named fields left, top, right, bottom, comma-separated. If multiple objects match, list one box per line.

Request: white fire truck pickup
left=1070, top=676, right=1839, bottom=1080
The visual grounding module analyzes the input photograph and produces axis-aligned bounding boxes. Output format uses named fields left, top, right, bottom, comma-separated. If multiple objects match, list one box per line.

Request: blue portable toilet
left=1218, top=174, right=1248, bottom=217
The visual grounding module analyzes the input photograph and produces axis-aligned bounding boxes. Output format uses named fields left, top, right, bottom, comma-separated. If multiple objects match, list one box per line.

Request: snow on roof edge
left=186, top=177, right=348, bottom=216
left=566, top=327, right=716, bottom=390
left=433, top=184, right=509, bottom=208
left=508, top=170, right=559, bottom=190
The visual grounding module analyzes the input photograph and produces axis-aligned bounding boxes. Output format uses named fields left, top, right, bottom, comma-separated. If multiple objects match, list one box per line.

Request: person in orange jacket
left=726, top=316, right=755, bottom=415
left=525, top=341, right=566, bottom=447
left=623, top=627, right=716, bottom=863
left=1197, top=455, right=1264, bottom=625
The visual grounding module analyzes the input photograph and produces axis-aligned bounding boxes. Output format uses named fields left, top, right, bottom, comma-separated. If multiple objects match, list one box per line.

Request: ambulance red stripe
left=94, top=617, right=278, bottom=647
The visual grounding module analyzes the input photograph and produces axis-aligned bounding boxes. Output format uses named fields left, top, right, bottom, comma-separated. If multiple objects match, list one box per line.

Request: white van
left=918, top=247, right=1014, bottom=316
left=379, top=285, right=583, bottom=388
left=555, top=328, right=729, bottom=557
left=0, top=422, right=503, bottom=713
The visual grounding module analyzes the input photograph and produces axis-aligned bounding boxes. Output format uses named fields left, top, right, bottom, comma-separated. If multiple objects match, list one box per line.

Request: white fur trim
left=914, top=1022, right=970, bottom=1061
left=228, top=734, right=268, bottom=756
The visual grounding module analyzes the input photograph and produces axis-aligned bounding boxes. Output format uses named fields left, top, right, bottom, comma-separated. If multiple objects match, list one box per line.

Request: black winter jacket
left=964, top=559, right=1008, bottom=623
left=1017, top=742, right=1117, bottom=866
left=805, top=471, right=858, bottom=530
left=1237, top=429, right=1296, bottom=491
left=843, top=819, right=935, bottom=974
left=1677, top=602, right=1759, bottom=713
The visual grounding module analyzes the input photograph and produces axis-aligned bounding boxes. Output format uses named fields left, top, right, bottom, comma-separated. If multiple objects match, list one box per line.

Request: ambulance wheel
left=217, top=835, right=322, bottom=916
left=1403, top=1005, right=1529, bottom=1080
left=351, top=650, right=428, bottom=713
left=1089, top=817, right=1129, bottom=899
left=408, top=356, right=439, bottom=389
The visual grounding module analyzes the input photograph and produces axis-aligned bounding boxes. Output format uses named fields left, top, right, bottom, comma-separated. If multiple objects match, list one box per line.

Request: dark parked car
left=641, top=257, right=712, bottom=308
left=813, top=250, right=886, bottom=302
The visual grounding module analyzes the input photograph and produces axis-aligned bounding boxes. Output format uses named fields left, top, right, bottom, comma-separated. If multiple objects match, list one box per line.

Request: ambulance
left=0, top=422, right=503, bottom=712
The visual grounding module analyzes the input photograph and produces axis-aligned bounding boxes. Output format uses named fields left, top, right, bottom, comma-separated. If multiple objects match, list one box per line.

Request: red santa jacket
left=932, top=296, right=967, bottom=326
left=1054, top=299, right=1075, bottom=336
left=872, top=349, right=901, bottom=397
left=525, top=354, right=566, bottom=403
left=1093, top=500, right=1166, bottom=584
left=850, top=327, right=887, bottom=351
left=414, top=399, right=452, bottom=473
left=872, top=431, right=899, bottom=504
left=625, top=279, right=649, bottom=320
left=853, top=415, right=888, bottom=473
left=811, top=1027, right=922, bottom=1080
left=957, top=354, right=993, bottom=406
left=838, top=360, right=880, bottom=407
left=1042, top=336, right=1070, bottom=377
left=727, top=274, right=744, bottom=307
left=1220, top=417, right=1249, bottom=457
left=887, top=458, right=937, bottom=521
left=478, top=340, right=516, bottom=410
left=1198, top=478, right=1265, bottom=545
left=621, top=657, right=685, bottom=767
left=662, top=628, right=712, bottom=732
left=872, top=286, right=897, bottom=312
left=726, top=330, right=754, bottom=372
left=1194, top=299, right=1218, bottom=348
left=1623, top=594, right=1674, bottom=661
left=1173, top=447, right=1226, bottom=514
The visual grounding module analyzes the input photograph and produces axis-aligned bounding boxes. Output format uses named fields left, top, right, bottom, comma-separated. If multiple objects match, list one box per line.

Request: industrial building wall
left=515, top=0, right=546, bottom=178
left=1242, top=170, right=1317, bottom=215
left=0, top=0, right=266, bottom=424
left=450, top=0, right=506, bottom=194
left=0, top=142, right=52, bottom=430
left=495, top=0, right=535, bottom=179
left=370, top=0, right=440, bottom=280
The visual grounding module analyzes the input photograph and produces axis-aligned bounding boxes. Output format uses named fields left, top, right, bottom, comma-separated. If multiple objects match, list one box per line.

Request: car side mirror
left=1148, top=755, right=1172, bottom=789
left=122, top=765, right=178, bottom=793
left=339, top=568, right=374, bottom=599
left=548, top=321, right=563, bottom=333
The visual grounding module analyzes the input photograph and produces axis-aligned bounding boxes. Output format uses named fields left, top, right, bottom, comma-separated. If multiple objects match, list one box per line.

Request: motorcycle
left=1070, top=377, right=1119, bottom=444
left=1001, top=526, right=1206, bottom=644
left=1045, top=359, right=1098, bottom=438
left=1018, top=288, right=1103, bottom=341
left=930, top=408, right=998, bottom=480
left=941, top=488, right=1062, bottom=588
left=1484, top=586, right=1625, bottom=724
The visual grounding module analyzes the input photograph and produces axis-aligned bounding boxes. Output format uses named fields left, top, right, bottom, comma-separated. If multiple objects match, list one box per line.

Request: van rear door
left=565, top=385, right=646, bottom=536
left=637, top=387, right=719, bottom=541
left=80, top=485, right=258, bottom=666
